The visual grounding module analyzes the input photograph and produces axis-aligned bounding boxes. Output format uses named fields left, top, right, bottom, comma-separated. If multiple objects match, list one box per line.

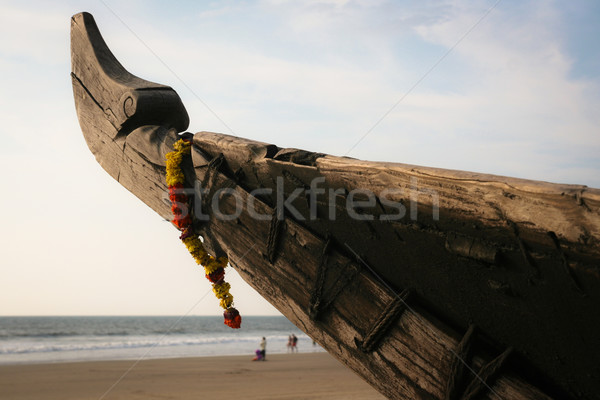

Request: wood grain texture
left=71, top=12, right=600, bottom=400
left=188, top=156, right=553, bottom=400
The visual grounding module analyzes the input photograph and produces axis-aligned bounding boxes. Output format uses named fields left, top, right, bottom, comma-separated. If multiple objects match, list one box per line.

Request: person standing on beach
left=259, top=337, right=266, bottom=361
left=287, top=335, right=293, bottom=353
left=291, top=334, right=298, bottom=353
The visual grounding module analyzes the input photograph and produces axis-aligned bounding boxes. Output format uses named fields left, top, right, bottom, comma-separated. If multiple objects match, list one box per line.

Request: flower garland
left=166, top=138, right=241, bottom=329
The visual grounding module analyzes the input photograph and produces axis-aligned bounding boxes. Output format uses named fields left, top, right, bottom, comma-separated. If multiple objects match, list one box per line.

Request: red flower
left=206, top=267, right=225, bottom=283
left=224, top=308, right=242, bottom=329
left=168, top=183, right=184, bottom=192
left=169, top=194, right=187, bottom=203
left=172, top=214, right=192, bottom=230
left=169, top=187, right=187, bottom=203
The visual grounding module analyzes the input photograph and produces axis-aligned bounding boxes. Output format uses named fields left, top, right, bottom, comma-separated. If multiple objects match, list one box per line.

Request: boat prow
left=71, top=12, right=190, bottom=218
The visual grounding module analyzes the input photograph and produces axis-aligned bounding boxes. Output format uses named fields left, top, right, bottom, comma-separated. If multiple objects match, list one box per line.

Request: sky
left=1, top=0, right=599, bottom=316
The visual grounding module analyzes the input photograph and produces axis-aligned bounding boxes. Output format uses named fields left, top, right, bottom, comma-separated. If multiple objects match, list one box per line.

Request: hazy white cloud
left=399, top=1, right=600, bottom=179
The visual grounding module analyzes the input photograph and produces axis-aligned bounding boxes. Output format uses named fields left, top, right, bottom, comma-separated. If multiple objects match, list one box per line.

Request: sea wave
left=0, top=331, right=133, bottom=339
left=0, top=334, right=296, bottom=355
left=0, top=316, right=319, bottom=364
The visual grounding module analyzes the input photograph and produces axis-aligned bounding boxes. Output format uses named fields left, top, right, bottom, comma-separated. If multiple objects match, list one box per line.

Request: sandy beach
left=0, top=352, right=386, bottom=400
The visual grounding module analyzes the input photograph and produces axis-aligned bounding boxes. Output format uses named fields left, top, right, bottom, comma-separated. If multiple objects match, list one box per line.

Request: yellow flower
left=219, top=294, right=234, bottom=309
left=173, top=139, right=191, bottom=153
left=204, top=259, right=223, bottom=275
left=213, top=281, right=231, bottom=298
left=165, top=139, right=191, bottom=186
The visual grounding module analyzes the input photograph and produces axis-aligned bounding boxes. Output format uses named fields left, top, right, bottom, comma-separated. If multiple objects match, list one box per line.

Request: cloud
left=197, top=1, right=599, bottom=185
left=398, top=1, right=600, bottom=181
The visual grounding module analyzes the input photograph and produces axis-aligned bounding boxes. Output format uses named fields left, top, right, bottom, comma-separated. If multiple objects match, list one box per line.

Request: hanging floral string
left=166, top=138, right=241, bottom=329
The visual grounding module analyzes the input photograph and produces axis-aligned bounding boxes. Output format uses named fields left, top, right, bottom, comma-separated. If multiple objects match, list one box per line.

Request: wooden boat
left=71, top=12, right=600, bottom=399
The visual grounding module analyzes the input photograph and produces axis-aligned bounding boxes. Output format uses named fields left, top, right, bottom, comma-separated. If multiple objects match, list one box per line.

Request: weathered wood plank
left=191, top=132, right=600, bottom=399
left=188, top=166, right=552, bottom=399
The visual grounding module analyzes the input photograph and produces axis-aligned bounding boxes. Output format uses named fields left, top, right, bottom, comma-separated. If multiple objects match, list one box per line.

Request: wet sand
left=0, top=352, right=386, bottom=399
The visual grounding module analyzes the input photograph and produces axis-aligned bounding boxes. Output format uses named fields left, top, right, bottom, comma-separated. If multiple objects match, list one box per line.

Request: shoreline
left=0, top=352, right=385, bottom=399
left=0, top=344, right=327, bottom=367
left=0, top=315, right=320, bottom=366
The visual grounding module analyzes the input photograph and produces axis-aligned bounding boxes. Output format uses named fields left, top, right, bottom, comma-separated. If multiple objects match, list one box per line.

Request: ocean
left=0, top=316, right=323, bottom=365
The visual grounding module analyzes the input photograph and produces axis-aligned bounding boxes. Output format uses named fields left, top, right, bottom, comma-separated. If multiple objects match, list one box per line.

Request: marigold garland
left=166, top=138, right=241, bottom=329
